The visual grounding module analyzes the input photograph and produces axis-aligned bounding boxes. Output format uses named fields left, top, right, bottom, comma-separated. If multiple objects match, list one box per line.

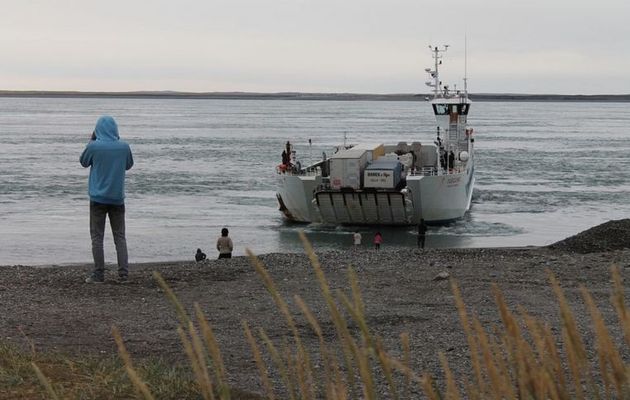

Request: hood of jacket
left=94, top=116, right=120, bottom=141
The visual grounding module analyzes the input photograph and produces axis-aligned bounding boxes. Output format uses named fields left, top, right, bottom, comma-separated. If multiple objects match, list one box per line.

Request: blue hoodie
left=80, top=116, right=133, bottom=205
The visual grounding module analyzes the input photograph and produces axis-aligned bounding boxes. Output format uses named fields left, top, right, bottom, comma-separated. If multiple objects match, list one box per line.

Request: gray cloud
left=1, top=0, right=628, bottom=94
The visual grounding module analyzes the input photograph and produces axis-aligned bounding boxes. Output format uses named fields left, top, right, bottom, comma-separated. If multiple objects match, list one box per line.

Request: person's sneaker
left=117, top=275, right=129, bottom=284
left=85, top=276, right=104, bottom=284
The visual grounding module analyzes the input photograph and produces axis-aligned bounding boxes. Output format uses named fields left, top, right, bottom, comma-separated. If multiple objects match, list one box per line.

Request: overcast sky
left=1, top=0, right=628, bottom=94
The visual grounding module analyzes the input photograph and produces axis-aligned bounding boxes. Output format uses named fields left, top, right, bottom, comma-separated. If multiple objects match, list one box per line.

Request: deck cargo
left=364, top=160, right=402, bottom=189
left=329, top=148, right=369, bottom=189
left=352, top=143, right=385, bottom=162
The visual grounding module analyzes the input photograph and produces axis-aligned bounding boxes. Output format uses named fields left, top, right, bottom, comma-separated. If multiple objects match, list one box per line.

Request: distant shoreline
left=1, top=90, right=630, bottom=102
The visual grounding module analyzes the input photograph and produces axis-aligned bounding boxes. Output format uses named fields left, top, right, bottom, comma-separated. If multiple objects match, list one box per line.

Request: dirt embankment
left=549, top=218, right=630, bottom=253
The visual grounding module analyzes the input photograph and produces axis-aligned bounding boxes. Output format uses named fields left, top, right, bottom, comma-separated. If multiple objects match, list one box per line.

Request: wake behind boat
left=276, top=45, right=475, bottom=225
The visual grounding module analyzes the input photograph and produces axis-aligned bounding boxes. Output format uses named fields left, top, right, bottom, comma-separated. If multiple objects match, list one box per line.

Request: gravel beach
left=2, top=219, right=630, bottom=395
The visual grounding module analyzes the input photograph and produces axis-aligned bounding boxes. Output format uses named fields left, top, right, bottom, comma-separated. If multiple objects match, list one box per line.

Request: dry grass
left=3, top=234, right=630, bottom=399
left=0, top=341, right=201, bottom=399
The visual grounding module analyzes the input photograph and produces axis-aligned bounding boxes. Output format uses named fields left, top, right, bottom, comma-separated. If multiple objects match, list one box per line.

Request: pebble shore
left=1, top=219, right=629, bottom=394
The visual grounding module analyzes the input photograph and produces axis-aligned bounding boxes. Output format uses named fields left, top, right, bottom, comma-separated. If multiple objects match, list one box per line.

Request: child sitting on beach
left=195, top=248, right=207, bottom=263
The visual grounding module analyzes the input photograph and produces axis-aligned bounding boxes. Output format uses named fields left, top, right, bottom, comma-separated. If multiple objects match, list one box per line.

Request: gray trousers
left=90, top=201, right=128, bottom=279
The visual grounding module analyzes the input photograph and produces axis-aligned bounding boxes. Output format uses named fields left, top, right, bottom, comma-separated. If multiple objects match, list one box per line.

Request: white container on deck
left=364, top=160, right=402, bottom=189
left=329, top=148, right=369, bottom=189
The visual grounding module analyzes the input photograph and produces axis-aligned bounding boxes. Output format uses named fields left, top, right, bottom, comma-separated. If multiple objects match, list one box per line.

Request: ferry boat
left=276, top=45, right=475, bottom=225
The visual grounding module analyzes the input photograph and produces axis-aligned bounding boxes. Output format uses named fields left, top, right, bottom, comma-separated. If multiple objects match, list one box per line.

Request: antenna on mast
left=463, top=35, right=468, bottom=99
left=426, top=45, right=449, bottom=99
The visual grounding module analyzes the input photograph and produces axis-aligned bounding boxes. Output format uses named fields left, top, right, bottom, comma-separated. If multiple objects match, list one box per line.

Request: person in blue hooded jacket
left=80, top=116, right=134, bottom=283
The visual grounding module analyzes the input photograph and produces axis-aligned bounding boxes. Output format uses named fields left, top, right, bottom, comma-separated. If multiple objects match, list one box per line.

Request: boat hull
left=276, top=174, right=321, bottom=222
left=277, top=163, right=474, bottom=226
left=407, top=165, right=474, bottom=224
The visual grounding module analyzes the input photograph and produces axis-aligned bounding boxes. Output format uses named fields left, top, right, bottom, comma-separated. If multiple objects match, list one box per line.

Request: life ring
left=276, top=164, right=288, bottom=173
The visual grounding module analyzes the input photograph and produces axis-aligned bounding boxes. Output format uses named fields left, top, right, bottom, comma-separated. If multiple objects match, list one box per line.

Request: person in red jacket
left=373, top=232, right=383, bottom=250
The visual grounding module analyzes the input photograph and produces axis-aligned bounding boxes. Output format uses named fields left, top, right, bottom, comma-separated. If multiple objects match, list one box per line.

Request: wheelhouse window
left=433, top=103, right=470, bottom=115
left=433, top=104, right=449, bottom=115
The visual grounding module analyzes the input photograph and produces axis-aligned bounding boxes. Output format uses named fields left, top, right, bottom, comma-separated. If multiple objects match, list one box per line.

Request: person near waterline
left=353, top=231, right=362, bottom=248
left=281, top=149, right=289, bottom=166
left=417, top=219, right=428, bottom=249
left=373, top=231, right=383, bottom=250
left=285, top=141, right=292, bottom=158
left=195, top=248, right=207, bottom=263
left=80, top=116, right=134, bottom=283
left=217, top=227, right=233, bottom=259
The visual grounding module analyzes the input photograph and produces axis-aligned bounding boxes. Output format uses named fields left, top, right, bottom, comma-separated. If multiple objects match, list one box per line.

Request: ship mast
left=425, top=45, right=449, bottom=99
left=463, top=35, right=468, bottom=100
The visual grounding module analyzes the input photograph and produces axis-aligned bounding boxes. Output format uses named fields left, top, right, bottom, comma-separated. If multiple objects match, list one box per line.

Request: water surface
left=1, top=98, right=629, bottom=265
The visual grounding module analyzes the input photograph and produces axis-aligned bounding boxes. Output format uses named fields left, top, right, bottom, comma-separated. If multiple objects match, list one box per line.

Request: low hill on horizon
left=1, top=90, right=630, bottom=102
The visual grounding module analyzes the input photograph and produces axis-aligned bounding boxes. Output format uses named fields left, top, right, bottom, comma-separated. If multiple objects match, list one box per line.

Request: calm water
left=1, top=97, right=629, bottom=265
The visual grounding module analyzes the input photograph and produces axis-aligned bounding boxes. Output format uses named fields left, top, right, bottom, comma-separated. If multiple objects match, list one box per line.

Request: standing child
left=216, top=228, right=233, bottom=259
left=353, top=231, right=362, bottom=248
left=373, top=232, right=383, bottom=250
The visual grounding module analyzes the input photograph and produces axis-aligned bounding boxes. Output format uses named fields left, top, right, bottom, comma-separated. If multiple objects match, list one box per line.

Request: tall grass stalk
left=451, top=278, right=484, bottom=393
left=581, top=285, right=628, bottom=397
left=112, top=326, right=155, bottom=400
left=295, top=346, right=313, bottom=400
left=375, top=337, right=399, bottom=400
left=195, top=303, right=231, bottom=399
left=153, top=271, right=191, bottom=327
left=612, top=267, right=630, bottom=347
left=152, top=273, right=231, bottom=400
left=246, top=248, right=316, bottom=397
left=420, top=372, right=440, bottom=400
left=184, top=321, right=216, bottom=400
left=242, top=320, right=275, bottom=400
left=438, top=351, right=460, bottom=400
left=400, top=332, right=412, bottom=400
left=298, top=231, right=359, bottom=395
left=258, top=329, right=297, bottom=400
left=31, top=362, right=60, bottom=400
